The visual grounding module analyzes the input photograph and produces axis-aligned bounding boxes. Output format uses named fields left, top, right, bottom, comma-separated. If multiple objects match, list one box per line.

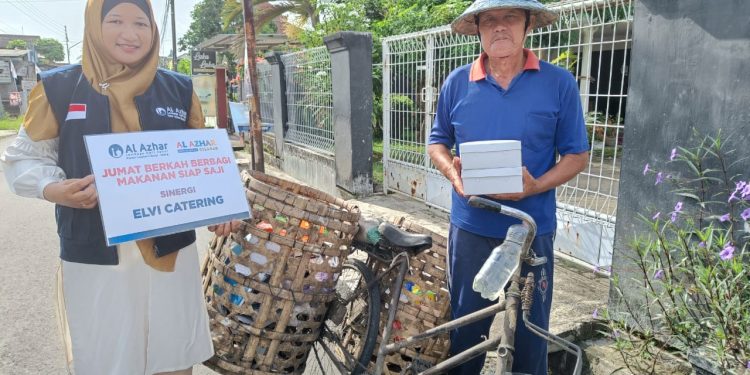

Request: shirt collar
left=469, top=48, right=540, bottom=82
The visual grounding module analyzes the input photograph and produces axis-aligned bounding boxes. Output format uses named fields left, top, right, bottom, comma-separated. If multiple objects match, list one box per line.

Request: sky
left=0, top=0, right=202, bottom=62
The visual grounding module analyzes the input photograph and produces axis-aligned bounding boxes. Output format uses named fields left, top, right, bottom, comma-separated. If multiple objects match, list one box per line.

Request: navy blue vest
left=42, top=64, right=196, bottom=265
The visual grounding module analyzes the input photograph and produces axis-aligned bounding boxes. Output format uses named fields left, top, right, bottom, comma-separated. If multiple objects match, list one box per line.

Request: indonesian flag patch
left=65, top=104, right=87, bottom=121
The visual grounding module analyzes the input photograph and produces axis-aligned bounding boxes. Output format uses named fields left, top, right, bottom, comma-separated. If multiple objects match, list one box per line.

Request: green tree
left=177, top=58, right=192, bottom=75
left=178, top=0, right=226, bottom=52
left=221, top=0, right=321, bottom=32
left=35, top=38, right=65, bottom=63
left=6, top=39, right=27, bottom=49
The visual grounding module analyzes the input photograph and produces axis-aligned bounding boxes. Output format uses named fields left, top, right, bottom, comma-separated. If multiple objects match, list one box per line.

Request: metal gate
left=382, top=0, right=633, bottom=269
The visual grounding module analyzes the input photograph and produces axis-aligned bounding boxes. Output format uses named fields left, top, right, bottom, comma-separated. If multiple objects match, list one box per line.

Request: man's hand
left=43, top=175, right=99, bottom=209
left=208, top=220, right=243, bottom=237
left=428, top=144, right=466, bottom=197
left=489, top=167, right=540, bottom=201
left=451, top=156, right=465, bottom=197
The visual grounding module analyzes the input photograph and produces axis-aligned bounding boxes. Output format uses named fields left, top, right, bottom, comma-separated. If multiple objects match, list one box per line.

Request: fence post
left=324, top=31, right=373, bottom=197
left=265, top=51, right=288, bottom=159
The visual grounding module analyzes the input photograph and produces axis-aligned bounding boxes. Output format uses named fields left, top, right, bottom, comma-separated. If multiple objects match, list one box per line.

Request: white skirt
left=57, top=242, right=214, bottom=375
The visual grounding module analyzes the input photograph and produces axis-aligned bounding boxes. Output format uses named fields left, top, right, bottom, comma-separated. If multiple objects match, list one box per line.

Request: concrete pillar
left=324, top=32, right=374, bottom=197
left=579, top=25, right=593, bottom=116
left=265, top=51, right=288, bottom=159
left=610, top=0, right=750, bottom=314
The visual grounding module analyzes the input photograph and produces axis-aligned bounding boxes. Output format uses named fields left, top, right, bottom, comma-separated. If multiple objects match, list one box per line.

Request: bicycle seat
left=378, top=222, right=433, bottom=256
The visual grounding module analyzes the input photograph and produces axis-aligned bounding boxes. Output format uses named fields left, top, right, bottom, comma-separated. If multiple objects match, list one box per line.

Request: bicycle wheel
left=307, top=259, right=381, bottom=375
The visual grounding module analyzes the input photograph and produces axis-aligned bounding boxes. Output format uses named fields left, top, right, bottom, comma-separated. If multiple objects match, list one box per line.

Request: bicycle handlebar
left=468, top=196, right=538, bottom=240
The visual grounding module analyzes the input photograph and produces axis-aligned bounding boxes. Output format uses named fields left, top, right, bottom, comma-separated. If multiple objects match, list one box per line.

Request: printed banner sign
left=192, top=75, right=217, bottom=118
left=9, top=92, right=21, bottom=106
left=191, top=50, right=217, bottom=75
left=84, top=129, right=251, bottom=246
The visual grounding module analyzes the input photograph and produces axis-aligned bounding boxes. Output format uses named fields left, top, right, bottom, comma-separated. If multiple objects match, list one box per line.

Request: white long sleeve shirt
left=1, top=127, right=66, bottom=199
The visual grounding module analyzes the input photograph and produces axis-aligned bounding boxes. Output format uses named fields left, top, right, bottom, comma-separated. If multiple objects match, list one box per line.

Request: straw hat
left=452, top=0, right=559, bottom=35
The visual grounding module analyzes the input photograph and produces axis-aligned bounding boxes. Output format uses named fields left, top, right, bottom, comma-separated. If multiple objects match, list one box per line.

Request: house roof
left=195, top=33, right=295, bottom=52
left=0, top=49, right=30, bottom=58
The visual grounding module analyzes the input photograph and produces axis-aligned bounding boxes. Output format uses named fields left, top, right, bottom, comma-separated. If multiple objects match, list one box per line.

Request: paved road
left=0, top=135, right=219, bottom=375
left=0, top=134, right=608, bottom=374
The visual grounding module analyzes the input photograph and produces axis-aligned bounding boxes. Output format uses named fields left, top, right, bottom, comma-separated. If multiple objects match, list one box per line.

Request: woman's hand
left=43, top=175, right=99, bottom=209
left=208, top=220, right=243, bottom=237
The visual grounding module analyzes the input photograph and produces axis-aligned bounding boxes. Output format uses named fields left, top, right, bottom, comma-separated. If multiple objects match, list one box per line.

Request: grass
left=0, top=116, right=23, bottom=131
left=373, top=140, right=384, bottom=185
left=591, top=146, right=621, bottom=160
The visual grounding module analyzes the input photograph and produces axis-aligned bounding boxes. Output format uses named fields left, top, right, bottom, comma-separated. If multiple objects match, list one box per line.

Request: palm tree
left=221, top=0, right=320, bottom=31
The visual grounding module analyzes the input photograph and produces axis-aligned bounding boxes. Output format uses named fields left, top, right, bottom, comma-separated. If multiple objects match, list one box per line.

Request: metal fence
left=281, top=46, right=335, bottom=154
left=256, top=61, right=275, bottom=131
left=382, top=0, right=633, bottom=267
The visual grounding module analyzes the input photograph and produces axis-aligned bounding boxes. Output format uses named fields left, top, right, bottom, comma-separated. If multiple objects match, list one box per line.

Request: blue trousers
left=446, top=224, right=554, bottom=375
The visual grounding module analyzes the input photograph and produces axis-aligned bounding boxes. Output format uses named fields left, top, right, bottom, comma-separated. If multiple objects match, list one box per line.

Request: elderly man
left=427, top=1, right=589, bottom=374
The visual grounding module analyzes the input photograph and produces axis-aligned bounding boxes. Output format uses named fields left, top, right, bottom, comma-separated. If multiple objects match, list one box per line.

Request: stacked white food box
left=459, top=140, right=523, bottom=195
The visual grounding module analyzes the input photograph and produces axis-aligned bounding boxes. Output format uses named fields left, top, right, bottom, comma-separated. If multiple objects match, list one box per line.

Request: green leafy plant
left=605, top=131, right=750, bottom=374
left=6, top=39, right=27, bottom=49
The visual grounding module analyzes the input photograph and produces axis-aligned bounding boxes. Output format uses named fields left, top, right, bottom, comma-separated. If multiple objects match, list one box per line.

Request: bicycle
left=307, top=196, right=583, bottom=375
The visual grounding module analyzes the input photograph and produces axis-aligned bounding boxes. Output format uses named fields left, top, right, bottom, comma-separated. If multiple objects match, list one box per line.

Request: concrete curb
left=0, top=130, right=18, bottom=140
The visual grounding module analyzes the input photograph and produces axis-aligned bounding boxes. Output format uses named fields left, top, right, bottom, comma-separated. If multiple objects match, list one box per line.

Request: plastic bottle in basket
left=472, top=224, right=529, bottom=301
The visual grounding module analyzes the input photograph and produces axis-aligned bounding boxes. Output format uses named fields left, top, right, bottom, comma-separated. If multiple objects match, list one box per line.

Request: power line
left=159, top=0, right=170, bottom=53
left=4, top=0, right=66, bottom=37
left=17, top=0, right=69, bottom=31
left=0, top=0, right=81, bottom=3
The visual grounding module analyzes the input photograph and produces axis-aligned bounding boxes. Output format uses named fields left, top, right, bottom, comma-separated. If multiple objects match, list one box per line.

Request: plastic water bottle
left=472, top=224, right=529, bottom=301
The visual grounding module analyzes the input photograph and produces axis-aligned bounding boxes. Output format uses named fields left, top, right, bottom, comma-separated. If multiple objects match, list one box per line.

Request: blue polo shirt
left=429, top=49, right=588, bottom=238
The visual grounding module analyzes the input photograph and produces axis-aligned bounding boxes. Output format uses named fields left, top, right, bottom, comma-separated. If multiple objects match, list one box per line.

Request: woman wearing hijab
left=1, top=1, right=235, bottom=374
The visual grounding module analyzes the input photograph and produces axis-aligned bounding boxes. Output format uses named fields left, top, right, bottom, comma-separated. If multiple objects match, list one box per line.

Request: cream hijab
left=23, top=0, right=200, bottom=271
left=85, top=0, right=179, bottom=271
left=82, top=0, right=160, bottom=133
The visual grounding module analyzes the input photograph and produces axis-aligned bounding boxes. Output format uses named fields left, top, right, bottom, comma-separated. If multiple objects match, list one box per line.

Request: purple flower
left=655, top=172, right=664, bottom=185
left=743, top=185, right=750, bottom=199
left=746, top=360, right=750, bottom=369
left=670, top=212, right=678, bottom=222
left=729, top=191, right=738, bottom=202
left=643, top=163, right=650, bottom=175
left=674, top=201, right=683, bottom=213
left=699, top=242, right=706, bottom=248
left=742, top=208, right=750, bottom=221
left=593, top=308, right=599, bottom=318
left=720, top=243, right=735, bottom=261
left=652, top=212, right=661, bottom=220
left=613, top=329, right=621, bottom=339
left=653, top=269, right=664, bottom=280
left=670, top=148, right=678, bottom=161
left=719, top=213, right=731, bottom=222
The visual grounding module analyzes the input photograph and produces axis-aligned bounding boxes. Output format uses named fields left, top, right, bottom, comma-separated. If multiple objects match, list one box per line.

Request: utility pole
left=242, top=0, right=265, bottom=172
left=170, top=0, right=177, bottom=71
left=65, top=25, right=70, bottom=64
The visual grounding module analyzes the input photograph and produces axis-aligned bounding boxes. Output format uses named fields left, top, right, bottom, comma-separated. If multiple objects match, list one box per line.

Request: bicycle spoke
left=310, top=259, right=380, bottom=375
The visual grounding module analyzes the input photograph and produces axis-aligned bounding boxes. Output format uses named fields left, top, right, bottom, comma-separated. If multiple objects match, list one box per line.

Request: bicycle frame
left=334, top=197, right=582, bottom=375
left=372, top=197, right=535, bottom=374
left=374, top=197, right=581, bottom=375
left=373, top=259, right=526, bottom=375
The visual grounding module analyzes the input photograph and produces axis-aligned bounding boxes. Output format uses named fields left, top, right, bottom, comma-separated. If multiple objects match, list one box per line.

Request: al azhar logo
left=155, top=107, right=167, bottom=116
left=108, top=144, right=124, bottom=158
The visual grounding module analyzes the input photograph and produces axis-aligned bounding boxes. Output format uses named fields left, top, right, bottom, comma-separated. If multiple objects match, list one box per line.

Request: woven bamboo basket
left=202, top=170, right=360, bottom=374
left=371, top=217, right=452, bottom=374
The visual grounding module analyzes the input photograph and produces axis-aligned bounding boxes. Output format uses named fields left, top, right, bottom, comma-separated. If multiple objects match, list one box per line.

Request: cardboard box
left=462, top=167, right=523, bottom=195
left=459, top=140, right=521, bottom=170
